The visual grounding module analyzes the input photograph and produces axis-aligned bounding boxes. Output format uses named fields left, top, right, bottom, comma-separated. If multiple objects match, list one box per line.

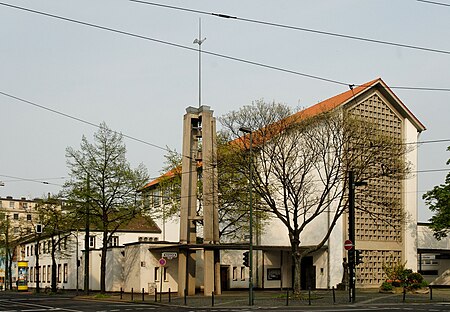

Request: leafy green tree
left=35, top=195, right=76, bottom=293
left=63, top=123, right=148, bottom=293
left=423, top=146, right=450, bottom=239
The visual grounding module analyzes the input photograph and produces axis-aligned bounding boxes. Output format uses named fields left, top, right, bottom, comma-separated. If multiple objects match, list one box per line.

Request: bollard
left=308, top=287, right=311, bottom=306
left=120, top=287, right=123, bottom=299
left=332, top=286, right=336, bottom=304
left=142, top=288, right=144, bottom=301
left=154, top=288, right=157, bottom=302
left=169, top=288, right=171, bottom=303
left=402, top=286, right=406, bottom=302
left=430, top=286, right=433, bottom=300
left=285, top=288, right=289, bottom=306
left=212, top=291, right=214, bottom=307
left=159, top=287, right=162, bottom=302
left=184, top=288, right=187, bottom=305
left=131, top=288, right=134, bottom=301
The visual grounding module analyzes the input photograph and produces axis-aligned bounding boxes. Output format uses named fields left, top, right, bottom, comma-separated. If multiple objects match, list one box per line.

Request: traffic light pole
left=348, top=171, right=356, bottom=303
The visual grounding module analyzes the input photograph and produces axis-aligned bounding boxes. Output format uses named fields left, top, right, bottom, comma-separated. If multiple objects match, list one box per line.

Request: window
left=89, top=236, right=95, bottom=248
left=163, top=267, right=168, bottom=282
left=43, top=266, right=46, bottom=283
left=9, top=201, right=14, bottom=208
left=63, top=263, right=68, bottom=283
left=108, top=236, right=119, bottom=247
left=47, top=265, right=51, bottom=283
left=240, top=267, right=246, bottom=281
left=153, top=189, right=161, bottom=207
left=27, top=214, right=32, bottom=221
left=26, top=246, right=29, bottom=257
left=232, top=267, right=238, bottom=281
left=154, top=267, right=159, bottom=281
left=13, top=213, right=19, bottom=220
left=31, top=246, right=34, bottom=256
left=30, top=267, right=33, bottom=282
left=57, top=264, right=61, bottom=283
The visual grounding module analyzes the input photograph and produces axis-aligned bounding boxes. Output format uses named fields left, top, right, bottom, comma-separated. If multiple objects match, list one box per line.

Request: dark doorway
left=220, top=266, right=229, bottom=291
left=301, top=256, right=316, bottom=290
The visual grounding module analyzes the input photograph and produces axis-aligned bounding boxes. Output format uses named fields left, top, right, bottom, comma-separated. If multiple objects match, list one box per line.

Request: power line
left=0, top=91, right=170, bottom=153
left=2, top=2, right=450, bottom=92
left=0, top=174, right=63, bottom=187
left=417, top=0, right=450, bottom=7
left=130, top=0, right=450, bottom=57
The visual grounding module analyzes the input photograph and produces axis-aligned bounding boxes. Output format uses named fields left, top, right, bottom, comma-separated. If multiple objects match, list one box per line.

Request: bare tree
left=219, top=100, right=408, bottom=293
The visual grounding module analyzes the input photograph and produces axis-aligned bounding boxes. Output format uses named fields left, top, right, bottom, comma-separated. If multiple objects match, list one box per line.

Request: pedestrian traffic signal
left=243, top=251, right=249, bottom=267
left=355, top=250, right=364, bottom=266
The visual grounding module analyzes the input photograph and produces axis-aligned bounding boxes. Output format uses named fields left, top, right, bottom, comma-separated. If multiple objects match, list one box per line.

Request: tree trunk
left=291, top=243, right=302, bottom=294
left=100, top=231, right=108, bottom=293
left=51, top=240, right=57, bottom=293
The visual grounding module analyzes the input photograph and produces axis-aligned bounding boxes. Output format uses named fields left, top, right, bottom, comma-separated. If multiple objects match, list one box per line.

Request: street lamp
left=348, top=170, right=367, bottom=303
left=239, top=126, right=253, bottom=306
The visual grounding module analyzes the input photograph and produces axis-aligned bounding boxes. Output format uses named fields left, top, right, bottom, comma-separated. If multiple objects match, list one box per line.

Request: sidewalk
left=77, top=288, right=450, bottom=308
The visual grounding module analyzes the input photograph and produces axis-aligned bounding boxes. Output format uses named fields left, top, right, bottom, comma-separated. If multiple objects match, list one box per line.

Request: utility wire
left=0, top=91, right=170, bottom=153
left=0, top=174, right=63, bottom=187
left=130, top=0, right=450, bottom=57
left=417, top=0, right=450, bottom=7
left=2, top=2, right=450, bottom=92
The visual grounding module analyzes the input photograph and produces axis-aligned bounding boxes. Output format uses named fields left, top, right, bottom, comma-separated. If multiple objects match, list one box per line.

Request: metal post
left=308, top=286, right=311, bottom=305
left=348, top=171, right=356, bottom=303
left=155, top=288, right=157, bottom=302
left=4, top=215, right=10, bottom=290
left=84, top=175, right=90, bottom=295
left=142, top=288, right=144, bottom=301
left=35, top=238, right=40, bottom=293
left=169, top=288, right=171, bottom=302
left=286, top=288, right=289, bottom=306
left=131, top=288, right=134, bottom=301
left=332, top=286, right=336, bottom=304
left=120, top=287, right=123, bottom=299
left=240, top=127, right=253, bottom=306
left=212, top=291, right=214, bottom=306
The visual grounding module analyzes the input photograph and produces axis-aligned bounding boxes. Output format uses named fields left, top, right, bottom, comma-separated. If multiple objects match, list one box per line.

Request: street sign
left=162, top=252, right=178, bottom=259
left=344, top=239, right=353, bottom=250
left=159, top=258, right=167, bottom=266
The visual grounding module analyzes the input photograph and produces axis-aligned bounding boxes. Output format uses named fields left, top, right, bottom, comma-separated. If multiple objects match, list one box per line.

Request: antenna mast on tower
left=193, top=18, right=206, bottom=107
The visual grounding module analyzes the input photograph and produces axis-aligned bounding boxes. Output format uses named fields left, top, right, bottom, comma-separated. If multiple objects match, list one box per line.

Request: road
left=2, top=292, right=450, bottom=311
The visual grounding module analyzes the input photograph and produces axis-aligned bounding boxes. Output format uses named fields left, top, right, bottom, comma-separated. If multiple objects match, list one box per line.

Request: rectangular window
left=26, top=246, right=29, bottom=257
left=22, top=202, right=28, bottom=209
left=108, top=236, right=119, bottom=247
left=30, top=267, right=33, bottom=282
left=154, top=267, right=159, bottom=281
left=57, top=264, right=61, bottom=283
left=89, top=236, right=95, bottom=248
left=43, top=266, right=46, bottom=283
left=153, top=189, right=161, bottom=207
left=63, top=263, right=68, bottom=283
left=9, top=201, right=14, bottom=208
left=163, top=267, right=168, bottom=282
left=31, top=245, right=34, bottom=256
left=27, top=214, right=32, bottom=221
left=240, top=267, right=246, bottom=281
left=47, top=265, right=51, bottom=283
left=13, top=213, right=19, bottom=220
left=232, top=267, right=238, bottom=281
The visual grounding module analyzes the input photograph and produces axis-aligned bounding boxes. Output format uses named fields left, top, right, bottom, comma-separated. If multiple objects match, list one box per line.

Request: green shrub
left=407, top=272, right=424, bottom=284
left=381, top=281, right=393, bottom=291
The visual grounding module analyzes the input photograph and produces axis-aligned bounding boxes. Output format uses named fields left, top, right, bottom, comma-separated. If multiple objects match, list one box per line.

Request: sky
left=0, top=0, right=449, bottom=222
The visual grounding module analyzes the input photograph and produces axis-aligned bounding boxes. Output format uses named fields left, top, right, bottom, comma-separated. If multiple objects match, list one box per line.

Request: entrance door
left=301, top=256, right=316, bottom=290
left=220, top=266, right=229, bottom=291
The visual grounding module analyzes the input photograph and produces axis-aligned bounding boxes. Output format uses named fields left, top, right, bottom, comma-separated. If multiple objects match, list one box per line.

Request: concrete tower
left=178, top=105, right=220, bottom=296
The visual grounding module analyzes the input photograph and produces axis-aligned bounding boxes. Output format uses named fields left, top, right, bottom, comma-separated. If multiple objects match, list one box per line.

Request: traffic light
left=355, top=250, right=363, bottom=266
left=243, top=251, right=249, bottom=267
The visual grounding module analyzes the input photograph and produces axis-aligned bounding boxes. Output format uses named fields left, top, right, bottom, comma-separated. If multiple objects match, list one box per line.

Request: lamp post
left=239, top=127, right=253, bottom=306
left=348, top=170, right=367, bottom=303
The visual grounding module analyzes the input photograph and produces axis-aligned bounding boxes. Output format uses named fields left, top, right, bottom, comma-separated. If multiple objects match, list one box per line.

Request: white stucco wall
left=403, top=118, right=420, bottom=271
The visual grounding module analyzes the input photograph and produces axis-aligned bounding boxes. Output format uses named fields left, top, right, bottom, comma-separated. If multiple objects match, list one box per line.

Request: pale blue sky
left=1, top=0, right=449, bottom=221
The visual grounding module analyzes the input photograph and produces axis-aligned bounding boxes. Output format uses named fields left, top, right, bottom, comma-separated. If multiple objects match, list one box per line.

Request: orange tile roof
left=142, top=77, right=425, bottom=189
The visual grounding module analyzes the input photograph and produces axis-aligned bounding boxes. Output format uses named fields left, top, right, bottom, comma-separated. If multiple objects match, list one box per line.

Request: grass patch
left=93, top=293, right=111, bottom=299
